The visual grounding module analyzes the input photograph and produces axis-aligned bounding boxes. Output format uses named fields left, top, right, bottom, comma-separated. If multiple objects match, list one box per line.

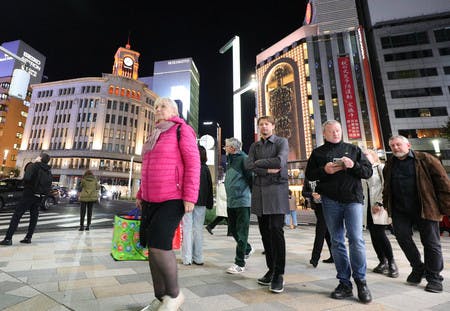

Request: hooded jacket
left=79, top=175, right=100, bottom=202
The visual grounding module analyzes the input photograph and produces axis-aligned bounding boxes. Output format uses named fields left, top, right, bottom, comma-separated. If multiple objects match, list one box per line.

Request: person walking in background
left=136, top=97, right=200, bottom=311
left=1, top=153, right=52, bottom=246
left=305, top=120, right=373, bottom=304
left=246, top=115, right=289, bottom=293
left=78, top=170, right=100, bottom=231
left=223, top=138, right=254, bottom=274
left=383, top=135, right=450, bottom=293
left=285, top=190, right=298, bottom=229
left=302, top=178, right=333, bottom=268
left=181, top=145, right=213, bottom=266
left=362, top=149, right=398, bottom=278
left=205, top=168, right=229, bottom=235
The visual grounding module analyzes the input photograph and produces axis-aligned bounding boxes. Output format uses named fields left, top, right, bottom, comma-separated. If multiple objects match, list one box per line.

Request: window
left=381, top=31, right=429, bottom=49
left=394, top=107, right=448, bottom=118
left=434, top=28, right=450, bottom=42
left=391, top=87, right=442, bottom=98
left=387, top=68, right=437, bottom=80
left=384, top=49, right=432, bottom=62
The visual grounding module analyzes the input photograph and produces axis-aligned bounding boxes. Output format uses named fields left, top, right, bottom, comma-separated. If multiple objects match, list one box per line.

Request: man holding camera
left=305, top=120, right=373, bottom=303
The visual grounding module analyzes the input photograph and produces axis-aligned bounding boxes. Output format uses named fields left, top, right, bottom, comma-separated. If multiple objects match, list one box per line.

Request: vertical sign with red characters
left=338, top=56, right=361, bottom=139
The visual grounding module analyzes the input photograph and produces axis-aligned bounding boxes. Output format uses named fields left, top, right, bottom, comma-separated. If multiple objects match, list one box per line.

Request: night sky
left=2, top=1, right=307, bottom=151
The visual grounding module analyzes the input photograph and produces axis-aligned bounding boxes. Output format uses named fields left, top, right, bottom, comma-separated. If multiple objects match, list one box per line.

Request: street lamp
left=220, top=36, right=258, bottom=142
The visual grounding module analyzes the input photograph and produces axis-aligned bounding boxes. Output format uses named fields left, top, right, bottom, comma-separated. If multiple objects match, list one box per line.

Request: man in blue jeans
left=305, top=120, right=373, bottom=303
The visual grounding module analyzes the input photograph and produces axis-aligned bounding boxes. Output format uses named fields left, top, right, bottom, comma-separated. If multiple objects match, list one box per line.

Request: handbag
left=372, top=208, right=392, bottom=225
left=111, top=208, right=148, bottom=261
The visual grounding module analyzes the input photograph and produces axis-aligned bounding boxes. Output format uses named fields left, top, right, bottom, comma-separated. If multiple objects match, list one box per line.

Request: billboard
left=0, top=40, right=46, bottom=84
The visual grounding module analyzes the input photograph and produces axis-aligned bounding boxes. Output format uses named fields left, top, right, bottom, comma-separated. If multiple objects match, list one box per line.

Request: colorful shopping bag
left=111, top=213, right=149, bottom=261
left=111, top=209, right=182, bottom=261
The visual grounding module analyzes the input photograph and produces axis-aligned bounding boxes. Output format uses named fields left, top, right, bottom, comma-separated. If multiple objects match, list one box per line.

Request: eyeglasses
left=223, top=145, right=231, bottom=150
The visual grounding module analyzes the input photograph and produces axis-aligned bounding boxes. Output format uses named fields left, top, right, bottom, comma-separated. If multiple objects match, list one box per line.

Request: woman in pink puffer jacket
left=137, top=97, right=199, bottom=311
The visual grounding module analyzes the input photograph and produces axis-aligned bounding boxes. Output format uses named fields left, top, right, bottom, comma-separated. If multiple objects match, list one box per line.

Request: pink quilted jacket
left=137, top=116, right=200, bottom=204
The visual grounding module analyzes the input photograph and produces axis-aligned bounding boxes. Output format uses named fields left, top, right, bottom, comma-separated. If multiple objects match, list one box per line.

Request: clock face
left=123, top=57, right=134, bottom=67
left=199, top=135, right=215, bottom=150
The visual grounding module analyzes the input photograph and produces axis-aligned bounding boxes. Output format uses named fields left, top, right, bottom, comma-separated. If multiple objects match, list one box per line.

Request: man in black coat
left=0, top=153, right=52, bottom=245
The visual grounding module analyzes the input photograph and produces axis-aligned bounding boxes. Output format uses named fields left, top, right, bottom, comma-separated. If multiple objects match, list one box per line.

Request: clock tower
left=112, top=41, right=140, bottom=80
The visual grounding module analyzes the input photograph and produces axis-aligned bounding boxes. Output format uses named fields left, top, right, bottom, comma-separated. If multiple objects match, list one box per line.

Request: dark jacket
left=383, top=150, right=450, bottom=221
left=246, top=135, right=289, bottom=216
left=302, top=178, right=321, bottom=210
left=196, top=163, right=213, bottom=209
left=23, top=162, right=52, bottom=196
left=224, top=151, right=252, bottom=208
left=305, top=140, right=372, bottom=203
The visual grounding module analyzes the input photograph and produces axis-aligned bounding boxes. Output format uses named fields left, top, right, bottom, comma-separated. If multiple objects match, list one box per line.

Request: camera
left=332, top=158, right=344, bottom=165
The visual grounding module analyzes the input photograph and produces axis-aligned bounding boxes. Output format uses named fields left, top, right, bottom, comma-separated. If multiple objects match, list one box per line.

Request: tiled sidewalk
left=1, top=225, right=449, bottom=311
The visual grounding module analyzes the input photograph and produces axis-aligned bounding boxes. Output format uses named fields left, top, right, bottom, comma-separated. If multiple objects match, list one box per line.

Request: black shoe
left=322, top=257, right=334, bottom=264
left=205, top=226, right=213, bottom=235
left=309, top=259, right=318, bottom=268
left=425, top=281, right=443, bottom=293
left=0, top=239, right=12, bottom=246
left=388, top=260, right=399, bottom=278
left=355, top=279, right=372, bottom=303
left=269, top=275, right=284, bottom=293
left=373, top=260, right=388, bottom=274
left=20, top=238, right=31, bottom=244
left=193, top=261, right=204, bottom=266
left=257, top=270, right=273, bottom=286
left=407, top=268, right=425, bottom=284
left=85, top=226, right=90, bottom=231
left=331, top=283, right=353, bottom=299
left=79, top=226, right=84, bottom=231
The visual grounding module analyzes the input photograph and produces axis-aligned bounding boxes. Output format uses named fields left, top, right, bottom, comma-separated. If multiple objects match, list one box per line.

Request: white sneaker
left=226, top=264, right=245, bottom=274
left=140, top=298, right=161, bottom=311
left=158, top=291, right=185, bottom=311
left=245, top=246, right=255, bottom=260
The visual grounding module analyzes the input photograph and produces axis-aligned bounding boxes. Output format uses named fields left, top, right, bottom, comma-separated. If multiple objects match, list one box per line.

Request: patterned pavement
left=0, top=223, right=450, bottom=310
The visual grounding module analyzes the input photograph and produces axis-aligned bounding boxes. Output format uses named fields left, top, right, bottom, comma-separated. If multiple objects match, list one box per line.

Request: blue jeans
left=181, top=206, right=206, bottom=264
left=285, top=210, right=298, bottom=226
left=321, top=196, right=367, bottom=286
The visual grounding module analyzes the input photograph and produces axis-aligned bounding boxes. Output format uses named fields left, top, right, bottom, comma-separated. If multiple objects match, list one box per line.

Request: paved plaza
left=1, top=224, right=449, bottom=310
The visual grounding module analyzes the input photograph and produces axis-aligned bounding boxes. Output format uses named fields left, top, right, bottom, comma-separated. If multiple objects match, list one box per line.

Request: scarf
left=142, top=121, right=176, bottom=155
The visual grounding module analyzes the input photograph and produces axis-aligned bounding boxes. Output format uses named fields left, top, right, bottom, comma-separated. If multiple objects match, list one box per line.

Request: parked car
left=0, top=178, right=59, bottom=210
left=0, top=178, right=24, bottom=210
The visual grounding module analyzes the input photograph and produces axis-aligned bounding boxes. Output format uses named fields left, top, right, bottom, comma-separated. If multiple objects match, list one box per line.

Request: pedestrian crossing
left=0, top=211, right=113, bottom=230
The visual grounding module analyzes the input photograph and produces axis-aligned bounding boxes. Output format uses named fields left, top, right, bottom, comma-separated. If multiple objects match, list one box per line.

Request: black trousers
left=80, top=201, right=95, bottom=226
left=311, top=205, right=332, bottom=262
left=5, top=195, right=42, bottom=240
left=258, top=214, right=286, bottom=276
left=392, top=210, right=443, bottom=283
left=208, top=216, right=227, bottom=229
left=367, top=209, right=394, bottom=263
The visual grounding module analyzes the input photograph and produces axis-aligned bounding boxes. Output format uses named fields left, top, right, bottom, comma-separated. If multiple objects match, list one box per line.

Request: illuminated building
left=255, top=0, right=382, bottom=195
left=16, top=43, right=157, bottom=195
left=141, top=58, right=200, bottom=133
left=0, top=40, right=45, bottom=177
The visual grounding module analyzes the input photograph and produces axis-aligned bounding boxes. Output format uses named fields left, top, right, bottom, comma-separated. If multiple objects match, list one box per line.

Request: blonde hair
left=154, top=97, right=179, bottom=116
left=364, top=149, right=380, bottom=164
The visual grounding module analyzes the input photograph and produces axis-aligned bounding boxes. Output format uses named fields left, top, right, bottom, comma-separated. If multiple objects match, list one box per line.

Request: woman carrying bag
left=78, top=170, right=100, bottom=231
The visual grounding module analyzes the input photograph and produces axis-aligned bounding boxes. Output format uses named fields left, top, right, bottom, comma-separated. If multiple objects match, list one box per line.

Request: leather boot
left=355, top=279, right=372, bottom=303
left=373, top=258, right=388, bottom=274
left=388, top=259, right=399, bottom=278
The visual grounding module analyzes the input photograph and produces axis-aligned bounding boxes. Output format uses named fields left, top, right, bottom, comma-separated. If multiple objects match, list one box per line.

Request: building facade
left=362, top=0, right=450, bottom=168
left=16, top=43, right=157, bottom=195
left=147, top=58, right=200, bottom=132
left=255, top=0, right=382, bottom=197
left=0, top=40, right=46, bottom=177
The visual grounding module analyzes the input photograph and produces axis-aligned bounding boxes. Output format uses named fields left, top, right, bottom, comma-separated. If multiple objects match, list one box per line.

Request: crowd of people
left=1, top=107, right=449, bottom=311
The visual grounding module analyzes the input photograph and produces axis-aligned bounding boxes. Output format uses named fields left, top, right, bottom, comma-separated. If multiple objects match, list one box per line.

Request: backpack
left=33, top=166, right=53, bottom=195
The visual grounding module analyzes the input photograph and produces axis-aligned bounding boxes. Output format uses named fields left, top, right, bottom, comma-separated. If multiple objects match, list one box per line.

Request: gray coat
left=245, top=135, right=289, bottom=216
